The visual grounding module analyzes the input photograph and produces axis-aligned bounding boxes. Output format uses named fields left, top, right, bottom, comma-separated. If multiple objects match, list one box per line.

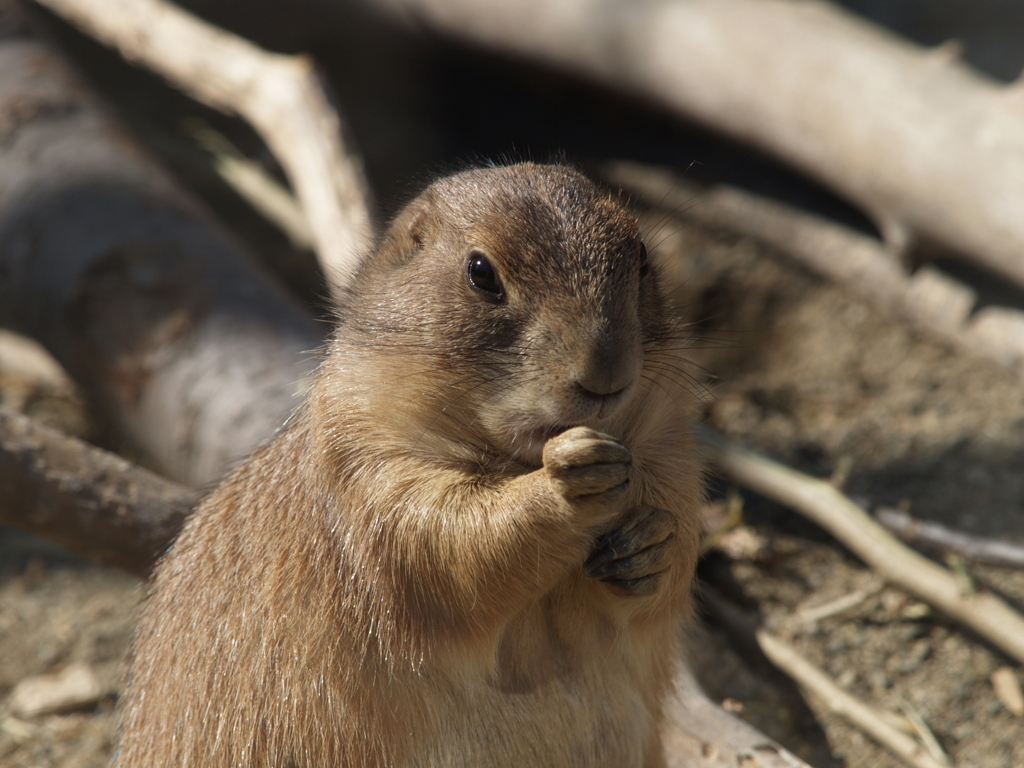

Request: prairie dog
left=118, top=163, right=703, bottom=767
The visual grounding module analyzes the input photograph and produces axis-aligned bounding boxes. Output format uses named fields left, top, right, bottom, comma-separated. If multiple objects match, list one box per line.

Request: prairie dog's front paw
left=585, top=507, right=676, bottom=597
left=543, top=427, right=631, bottom=523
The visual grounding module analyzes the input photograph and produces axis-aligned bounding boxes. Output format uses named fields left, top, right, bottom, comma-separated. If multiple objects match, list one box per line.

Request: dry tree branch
left=370, top=0, right=1024, bottom=292
left=794, top=580, right=885, bottom=626
left=702, top=587, right=950, bottom=768
left=699, top=428, right=1024, bottom=666
left=34, top=0, right=374, bottom=293
left=0, top=408, right=194, bottom=576
left=898, top=700, right=952, bottom=768
left=607, top=161, right=1024, bottom=377
left=875, top=507, right=1024, bottom=571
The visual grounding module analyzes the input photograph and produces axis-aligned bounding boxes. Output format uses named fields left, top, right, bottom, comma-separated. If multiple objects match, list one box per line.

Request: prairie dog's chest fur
left=118, top=163, right=703, bottom=768
left=412, top=629, right=656, bottom=768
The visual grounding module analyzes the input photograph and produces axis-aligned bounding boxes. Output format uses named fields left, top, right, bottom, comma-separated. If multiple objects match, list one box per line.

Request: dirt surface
left=0, top=553, right=135, bottom=768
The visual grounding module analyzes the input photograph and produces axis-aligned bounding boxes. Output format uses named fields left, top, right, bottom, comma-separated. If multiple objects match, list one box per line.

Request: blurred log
left=369, top=0, right=1024, bottom=292
left=33, top=0, right=374, bottom=295
left=0, top=407, right=194, bottom=576
left=0, top=0, right=322, bottom=486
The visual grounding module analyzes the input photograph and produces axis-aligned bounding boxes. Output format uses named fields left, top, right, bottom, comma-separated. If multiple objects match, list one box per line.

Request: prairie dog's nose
left=575, top=336, right=638, bottom=400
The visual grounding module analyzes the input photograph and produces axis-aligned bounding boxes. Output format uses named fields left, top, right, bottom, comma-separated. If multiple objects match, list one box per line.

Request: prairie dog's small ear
left=376, top=198, right=433, bottom=266
left=395, top=196, right=437, bottom=255
left=408, top=207, right=428, bottom=248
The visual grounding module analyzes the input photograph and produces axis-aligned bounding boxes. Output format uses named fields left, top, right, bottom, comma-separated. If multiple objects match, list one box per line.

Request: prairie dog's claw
left=543, top=427, right=631, bottom=524
left=585, top=507, right=675, bottom=597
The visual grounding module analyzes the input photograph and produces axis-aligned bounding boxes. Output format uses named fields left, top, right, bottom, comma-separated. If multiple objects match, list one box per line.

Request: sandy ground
left=2, top=208, right=1024, bottom=767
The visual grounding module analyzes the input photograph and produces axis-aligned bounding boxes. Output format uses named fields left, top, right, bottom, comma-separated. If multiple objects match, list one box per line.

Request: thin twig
left=990, top=667, right=1024, bottom=718
left=698, top=427, right=1024, bottom=666
left=876, top=506, right=1024, bottom=570
left=186, top=121, right=314, bottom=251
left=899, top=699, right=951, bottom=766
left=35, top=0, right=374, bottom=295
left=795, top=580, right=884, bottom=625
left=702, top=587, right=950, bottom=768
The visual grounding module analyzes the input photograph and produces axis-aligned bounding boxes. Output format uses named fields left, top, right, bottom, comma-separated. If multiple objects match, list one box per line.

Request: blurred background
left=1, top=1, right=1023, bottom=766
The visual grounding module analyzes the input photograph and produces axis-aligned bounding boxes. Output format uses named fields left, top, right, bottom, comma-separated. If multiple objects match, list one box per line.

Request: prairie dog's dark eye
left=467, top=251, right=503, bottom=297
left=638, top=241, right=649, bottom=277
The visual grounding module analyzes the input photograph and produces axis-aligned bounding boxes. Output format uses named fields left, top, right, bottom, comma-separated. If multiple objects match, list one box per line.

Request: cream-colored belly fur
left=413, top=673, right=654, bottom=767
left=407, top=597, right=670, bottom=768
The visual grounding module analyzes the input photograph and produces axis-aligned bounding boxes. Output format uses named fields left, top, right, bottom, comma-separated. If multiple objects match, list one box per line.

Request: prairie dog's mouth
left=525, top=425, right=571, bottom=445
left=505, top=422, right=581, bottom=466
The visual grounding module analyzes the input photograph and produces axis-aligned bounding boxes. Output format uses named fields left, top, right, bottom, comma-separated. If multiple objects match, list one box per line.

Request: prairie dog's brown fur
left=118, top=163, right=703, bottom=768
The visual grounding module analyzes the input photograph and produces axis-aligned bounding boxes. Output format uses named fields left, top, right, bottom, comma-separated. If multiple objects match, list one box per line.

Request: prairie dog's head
left=330, top=163, right=676, bottom=466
